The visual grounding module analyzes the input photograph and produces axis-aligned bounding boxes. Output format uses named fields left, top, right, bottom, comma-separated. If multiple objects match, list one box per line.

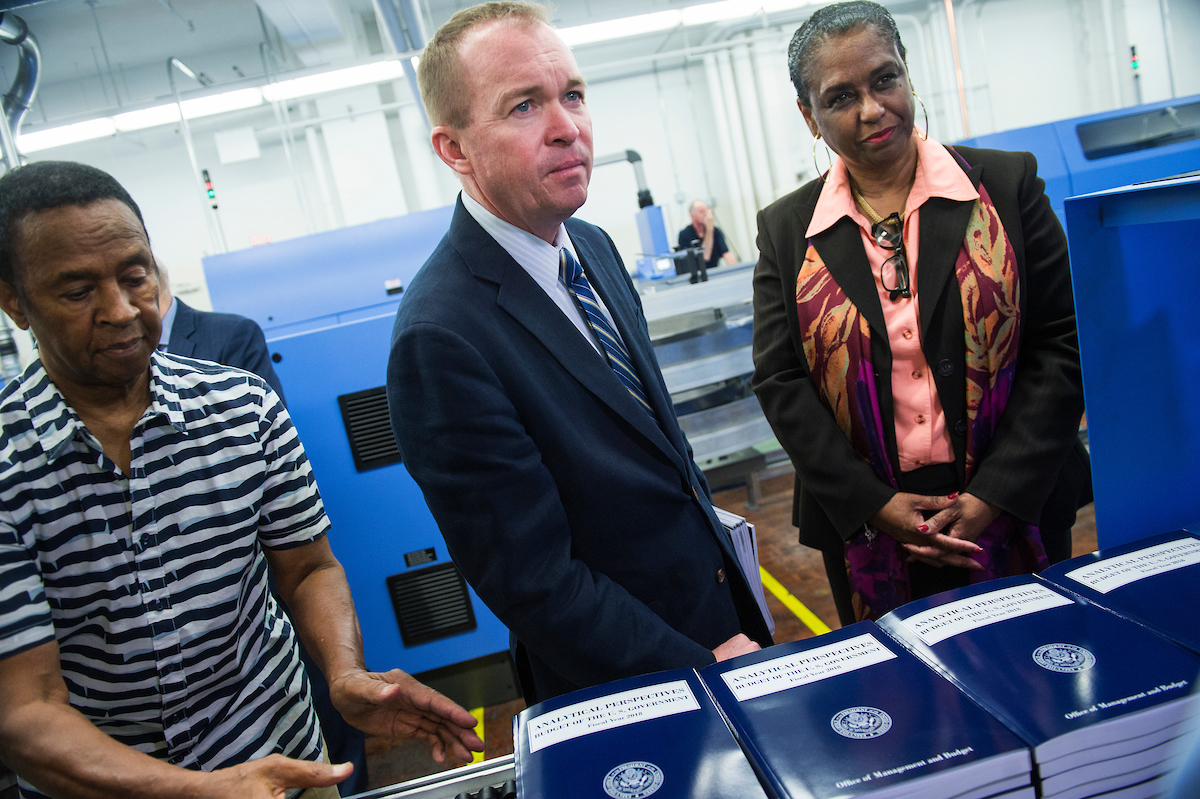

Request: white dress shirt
left=460, top=191, right=625, bottom=357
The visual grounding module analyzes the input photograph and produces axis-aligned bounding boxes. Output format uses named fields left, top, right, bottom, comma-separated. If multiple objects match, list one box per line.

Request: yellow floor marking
left=760, top=566, right=833, bottom=635
left=470, top=707, right=485, bottom=764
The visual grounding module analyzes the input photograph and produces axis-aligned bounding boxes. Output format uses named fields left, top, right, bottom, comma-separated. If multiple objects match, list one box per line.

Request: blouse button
left=902, top=329, right=914, bottom=340
left=911, top=370, right=921, bottom=380
left=916, top=414, right=926, bottom=424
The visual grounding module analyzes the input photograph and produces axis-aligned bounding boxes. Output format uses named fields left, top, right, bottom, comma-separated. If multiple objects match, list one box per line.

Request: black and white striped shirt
left=0, top=352, right=327, bottom=797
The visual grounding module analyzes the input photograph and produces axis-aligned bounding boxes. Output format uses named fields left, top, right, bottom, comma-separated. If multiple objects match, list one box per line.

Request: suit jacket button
left=937, top=359, right=954, bottom=377
left=954, top=419, right=967, bottom=436
left=716, top=568, right=726, bottom=584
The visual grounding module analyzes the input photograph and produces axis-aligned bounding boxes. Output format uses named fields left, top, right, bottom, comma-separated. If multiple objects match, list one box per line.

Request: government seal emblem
left=1033, top=643, right=1096, bottom=673
left=831, top=706, right=892, bottom=739
left=603, top=762, right=664, bottom=798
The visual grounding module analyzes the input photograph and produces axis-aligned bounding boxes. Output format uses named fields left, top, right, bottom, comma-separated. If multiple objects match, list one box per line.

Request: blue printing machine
left=203, top=205, right=510, bottom=678
left=957, top=93, right=1200, bottom=230
left=1064, top=174, right=1200, bottom=548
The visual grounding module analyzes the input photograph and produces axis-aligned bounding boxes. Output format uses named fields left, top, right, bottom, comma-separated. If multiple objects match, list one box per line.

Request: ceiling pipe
left=0, top=11, right=40, bottom=173
left=168, top=56, right=227, bottom=254
left=942, top=0, right=970, bottom=137
left=373, top=0, right=429, bottom=127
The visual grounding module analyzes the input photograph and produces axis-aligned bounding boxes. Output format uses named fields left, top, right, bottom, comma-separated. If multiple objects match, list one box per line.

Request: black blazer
left=166, top=299, right=286, bottom=401
left=751, top=145, right=1090, bottom=559
left=387, top=200, right=772, bottom=703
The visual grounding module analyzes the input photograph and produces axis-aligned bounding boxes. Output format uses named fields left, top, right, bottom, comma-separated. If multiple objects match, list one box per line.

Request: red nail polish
left=947, top=492, right=959, bottom=500
left=918, top=524, right=929, bottom=533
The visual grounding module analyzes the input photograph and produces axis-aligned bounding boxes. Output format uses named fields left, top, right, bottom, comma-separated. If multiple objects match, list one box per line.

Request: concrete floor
left=357, top=474, right=1100, bottom=792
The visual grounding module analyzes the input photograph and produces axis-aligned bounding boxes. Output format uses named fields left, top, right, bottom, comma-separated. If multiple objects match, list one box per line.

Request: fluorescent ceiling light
left=112, top=89, right=265, bottom=133
left=559, top=9, right=680, bottom=46
left=18, top=118, right=117, bottom=152
left=113, top=103, right=180, bottom=131
left=559, top=0, right=808, bottom=46
left=262, top=60, right=405, bottom=101
left=181, top=88, right=264, bottom=119
left=20, top=57, right=409, bottom=154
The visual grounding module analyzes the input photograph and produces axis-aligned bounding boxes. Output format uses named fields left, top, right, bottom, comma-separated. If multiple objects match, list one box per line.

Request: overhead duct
left=0, top=11, right=40, bottom=173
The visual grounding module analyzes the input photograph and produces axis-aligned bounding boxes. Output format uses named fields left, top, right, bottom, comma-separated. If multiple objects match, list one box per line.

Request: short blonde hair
left=418, top=2, right=552, bottom=128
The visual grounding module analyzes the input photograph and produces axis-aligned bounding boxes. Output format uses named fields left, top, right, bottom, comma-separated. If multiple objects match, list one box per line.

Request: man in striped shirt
left=0, top=161, right=482, bottom=798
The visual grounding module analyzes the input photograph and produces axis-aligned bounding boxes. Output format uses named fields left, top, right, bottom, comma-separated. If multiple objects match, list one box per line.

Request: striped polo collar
left=21, top=352, right=186, bottom=463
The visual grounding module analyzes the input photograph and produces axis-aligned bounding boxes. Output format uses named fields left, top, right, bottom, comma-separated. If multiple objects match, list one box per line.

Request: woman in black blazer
left=751, top=1, right=1091, bottom=624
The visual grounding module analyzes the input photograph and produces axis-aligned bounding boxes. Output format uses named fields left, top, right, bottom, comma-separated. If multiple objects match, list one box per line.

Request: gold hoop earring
left=812, top=135, right=833, bottom=179
left=913, top=91, right=929, bottom=140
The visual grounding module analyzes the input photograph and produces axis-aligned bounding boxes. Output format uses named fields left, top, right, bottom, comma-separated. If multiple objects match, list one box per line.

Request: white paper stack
left=715, top=506, right=774, bottom=635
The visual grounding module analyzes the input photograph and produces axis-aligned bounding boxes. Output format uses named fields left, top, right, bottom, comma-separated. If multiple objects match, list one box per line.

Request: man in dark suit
left=386, top=1, right=772, bottom=704
left=157, top=270, right=285, bottom=400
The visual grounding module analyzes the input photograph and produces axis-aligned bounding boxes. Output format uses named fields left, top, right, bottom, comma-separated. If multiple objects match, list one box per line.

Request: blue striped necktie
left=559, top=248, right=655, bottom=417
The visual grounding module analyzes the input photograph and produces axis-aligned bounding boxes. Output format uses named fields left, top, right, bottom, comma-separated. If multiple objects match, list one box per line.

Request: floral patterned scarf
left=795, top=155, right=1047, bottom=620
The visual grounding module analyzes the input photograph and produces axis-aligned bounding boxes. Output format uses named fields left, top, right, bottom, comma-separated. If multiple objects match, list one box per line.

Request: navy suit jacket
left=387, top=200, right=772, bottom=702
left=166, top=299, right=286, bottom=402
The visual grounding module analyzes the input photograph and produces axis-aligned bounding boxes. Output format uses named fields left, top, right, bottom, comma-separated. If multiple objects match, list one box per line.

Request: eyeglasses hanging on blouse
left=871, top=213, right=910, bottom=301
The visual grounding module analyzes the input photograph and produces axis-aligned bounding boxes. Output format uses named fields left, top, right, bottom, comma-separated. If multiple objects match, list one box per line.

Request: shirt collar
left=158, top=296, right=178, bottom=349
left=459, top=191, right=580, bottom=292
left=805, top=135, right=980, bottom=238
left=21, top=352, right=188, bottom=463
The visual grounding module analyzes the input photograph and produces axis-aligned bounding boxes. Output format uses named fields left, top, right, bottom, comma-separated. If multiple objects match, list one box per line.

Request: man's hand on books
left=713, top=633, right=761, bottom=662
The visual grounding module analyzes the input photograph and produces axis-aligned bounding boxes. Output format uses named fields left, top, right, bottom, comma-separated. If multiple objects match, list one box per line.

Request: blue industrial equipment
left=635, top=204, right=678, bottom=280
left=203, top=206, right=511, bottom=681
left=958, top=94, right=1200, bottom=228
left=1064, top=174, right=1200, bottom=548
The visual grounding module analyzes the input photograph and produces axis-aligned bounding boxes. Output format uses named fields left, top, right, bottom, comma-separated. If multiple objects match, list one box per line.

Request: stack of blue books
left=514, top=668, right=769, bottom=798
left=699, top=622, right=1033, bottom=799
left=879, top=576, right=1200, bottom=799
left=1039, top=530, right=1200, bottom=655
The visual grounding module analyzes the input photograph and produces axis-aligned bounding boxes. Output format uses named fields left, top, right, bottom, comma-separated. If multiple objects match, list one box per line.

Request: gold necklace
left=850, top=181, right=902, bottom=226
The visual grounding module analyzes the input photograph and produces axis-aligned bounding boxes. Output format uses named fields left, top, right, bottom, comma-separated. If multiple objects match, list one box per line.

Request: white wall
left=4, top=0, right=1199, bottom=374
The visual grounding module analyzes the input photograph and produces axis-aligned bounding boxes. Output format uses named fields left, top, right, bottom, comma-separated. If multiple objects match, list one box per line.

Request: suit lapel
left=912, top=154, right=979, bottom=335
left=168, top=300, right=198, bottom=357
left=450, top=205, right=685, bottom=469
left=569, top=229, right=679, bottom=427
left=916, top=157, right=983, bottom=338
left=811, top=215, right=889, bottom=341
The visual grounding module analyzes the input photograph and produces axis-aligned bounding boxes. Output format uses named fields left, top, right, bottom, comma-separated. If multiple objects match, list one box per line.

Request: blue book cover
left=877, top=576, right=1200, bottom=781
left=514, top=668, right=768, bottom=799
left=699, top=622, right=1031, bottom=799
left=1039, top=530, right=1200, bottom=655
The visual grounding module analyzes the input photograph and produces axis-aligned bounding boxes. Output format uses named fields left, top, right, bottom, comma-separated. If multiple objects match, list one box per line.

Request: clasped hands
left=868, top=491, right=1001, bottom=570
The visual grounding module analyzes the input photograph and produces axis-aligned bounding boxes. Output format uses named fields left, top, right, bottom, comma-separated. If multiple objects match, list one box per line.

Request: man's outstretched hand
left=330, top=668, right=484, bottom=763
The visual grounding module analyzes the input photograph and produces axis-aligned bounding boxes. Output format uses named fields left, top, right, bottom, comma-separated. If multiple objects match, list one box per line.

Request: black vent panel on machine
left=387, top=562, right=478, bottom=647
left=338, top=386, right=403, bottom=472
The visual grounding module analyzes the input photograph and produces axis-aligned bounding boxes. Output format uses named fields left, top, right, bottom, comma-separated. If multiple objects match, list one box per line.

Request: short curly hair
left=0, top=160, right=148, bottom=296
left=788, top=1, right=907, bottom=107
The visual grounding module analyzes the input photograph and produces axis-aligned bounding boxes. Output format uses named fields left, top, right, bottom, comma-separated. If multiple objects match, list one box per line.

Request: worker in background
left=0, top=160, right=482, bottom=799
left=678, top=199, right=738, bottom=270
left=157, top=270, right=369, bottom=797
left=387, top=1, right=773, bottom=706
